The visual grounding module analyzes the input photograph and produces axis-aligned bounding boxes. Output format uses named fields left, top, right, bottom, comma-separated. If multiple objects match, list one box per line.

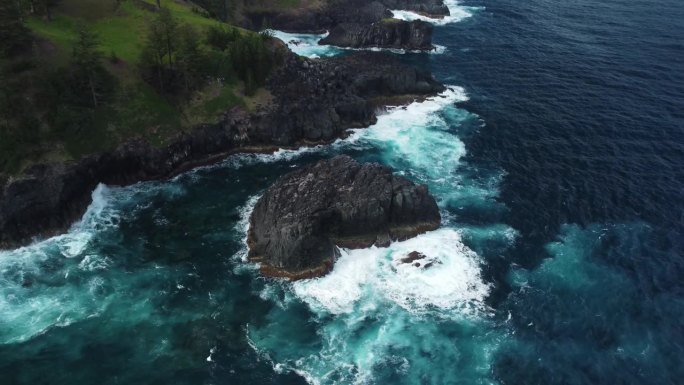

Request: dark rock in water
left=242, top=0, right=449, bottom=33
left=320, top=20, right=434, bottom=51
left=248, top=156, right=440, bottom=279
left=401, top=251, right=427, bottom=264
left=382, top=0, right=450, bottom=17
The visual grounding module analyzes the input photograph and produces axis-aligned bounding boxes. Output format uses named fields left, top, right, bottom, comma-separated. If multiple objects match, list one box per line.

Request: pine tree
left=72, top=26, right=103, bottom=107
left=157, top=8, right=178, bottom=70
left=176, top=24, right=203, bottom=94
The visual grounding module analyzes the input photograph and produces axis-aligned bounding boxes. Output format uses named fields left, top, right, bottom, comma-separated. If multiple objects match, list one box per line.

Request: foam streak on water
left=293, top=229, right=491, bottom=318
left=391, top=0, right=481, bottom=25
left=267, top=30, right=446, bottom=57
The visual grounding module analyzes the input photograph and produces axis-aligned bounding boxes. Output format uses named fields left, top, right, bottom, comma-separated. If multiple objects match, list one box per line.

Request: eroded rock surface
left=248, top=156, right=441, bottom=279
left=242, top=0, right=448, bottom=50
left=320, top=20, right=434, bottom=51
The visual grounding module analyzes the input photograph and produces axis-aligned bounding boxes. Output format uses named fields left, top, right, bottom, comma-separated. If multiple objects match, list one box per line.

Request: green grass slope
left=1, top=0, right=275, bottom=174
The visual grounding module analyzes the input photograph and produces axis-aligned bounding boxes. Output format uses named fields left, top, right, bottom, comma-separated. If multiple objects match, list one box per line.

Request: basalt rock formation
left=320, top=19, right=433, bottom=51
left=0, top=49, right=445, bottom=249
left=381, top=0, right=450, bottom=17
left=242, top=0, right=448, bottom=50
left=247, top=156, right=441, bottom=279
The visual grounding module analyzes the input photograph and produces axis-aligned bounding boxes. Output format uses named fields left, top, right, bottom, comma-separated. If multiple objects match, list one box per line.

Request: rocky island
left=247, top=156, right=441, bottom=279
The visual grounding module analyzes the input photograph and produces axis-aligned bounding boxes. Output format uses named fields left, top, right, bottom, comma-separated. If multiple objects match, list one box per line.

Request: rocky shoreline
left=0, top=50, right=445, bottom=249
left=242, top=0, right=449, bottom=50
left=320, top=19, right=434, bottom=51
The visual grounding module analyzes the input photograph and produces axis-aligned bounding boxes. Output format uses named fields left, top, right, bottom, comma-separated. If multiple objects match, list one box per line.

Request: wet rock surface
left=320, top=20, right=434, bottom=51
left=243, top=0, right=448, bottom=50
left=248, top=156, right=441, bottom=279
left=401, top=251, right=428, bottom=264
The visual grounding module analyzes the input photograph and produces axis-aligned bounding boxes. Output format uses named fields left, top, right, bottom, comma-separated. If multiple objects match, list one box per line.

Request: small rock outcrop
left=401, top=251, right=427, bottom=264
left=320, top=20, right=434, bottom=51
left=248, top=156, right=441, bottom=279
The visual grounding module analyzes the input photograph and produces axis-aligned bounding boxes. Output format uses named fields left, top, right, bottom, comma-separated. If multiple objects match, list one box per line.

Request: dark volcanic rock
left=258, top=51, right=445, bottom=145
left=0, top=49, right=444, bottom=250
left=248, top=156, right=441, bottom=279
left=382, top=0, right=450, bottom=17
left=0, top=115, right=254, bottom=248
left=401, top=251, right=427, bottom=264
left=320, top=20, right=433, bottom=50
left=242, top=0, right=446, bottom=50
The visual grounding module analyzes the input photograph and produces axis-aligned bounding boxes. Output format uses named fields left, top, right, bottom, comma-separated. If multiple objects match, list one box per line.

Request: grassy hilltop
left=0, top=0, right=282, bottom=174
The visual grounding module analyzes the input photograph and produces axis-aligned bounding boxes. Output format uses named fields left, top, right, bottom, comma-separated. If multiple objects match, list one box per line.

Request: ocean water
left=2, top=0, right=684, bottom=384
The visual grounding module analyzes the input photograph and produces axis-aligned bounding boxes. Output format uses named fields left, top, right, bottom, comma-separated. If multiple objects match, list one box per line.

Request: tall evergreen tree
left=157, top=8, right=178, bottom=70
left=176, top=24, right=203, bottom=94
left=72, top=26, right=103, bottom=107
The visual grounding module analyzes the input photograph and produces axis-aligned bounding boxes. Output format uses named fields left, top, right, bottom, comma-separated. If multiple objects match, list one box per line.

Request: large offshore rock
left=319, top=20, right=434, bottom=50
left=248, top=156, right=441, bottom=279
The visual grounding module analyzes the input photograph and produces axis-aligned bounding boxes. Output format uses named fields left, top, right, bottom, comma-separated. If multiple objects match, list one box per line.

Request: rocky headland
left=0, top=48, right=445, bottom=249
left=320, top=19, right=434, bottom=51
left=242, top=0, right=449, bottom=50
left=247, top=156, right=441, bottom=279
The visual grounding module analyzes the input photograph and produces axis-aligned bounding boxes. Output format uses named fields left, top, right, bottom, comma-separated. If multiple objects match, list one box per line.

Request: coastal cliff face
left=0, top=52, right=444, bottom=249
left=320, top=20, right=433, bottom=50
left=247, top=156, right=441, bottom=279
left=381, top=0, right=450, bottom=17
left=242, top=0, right=448, bottom=50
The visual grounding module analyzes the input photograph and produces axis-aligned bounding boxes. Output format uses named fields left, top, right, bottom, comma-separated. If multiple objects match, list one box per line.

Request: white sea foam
left=391, top=0, right=480, bottom=25
left=267, top=29, right=446, bottom=57
left=266, top=30, right=342, bottom=58
left=293, top=228, right=490, bottom=318
left=0, top=182, right=179, bottom=344
left=232, top=194, right=263, bottom=278
left=347, top=86, right=475, bottom=209
left=0, top=184, right=119, bottom=264
left=0, top=207, right=112, bottom=344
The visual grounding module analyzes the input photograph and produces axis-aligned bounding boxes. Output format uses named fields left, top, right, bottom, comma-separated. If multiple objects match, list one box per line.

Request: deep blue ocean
left=2, top=0, right=684, bottom=384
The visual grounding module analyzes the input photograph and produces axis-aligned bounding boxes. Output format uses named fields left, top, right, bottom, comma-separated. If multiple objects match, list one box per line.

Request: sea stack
left=247, top=155, right=441, bottom=279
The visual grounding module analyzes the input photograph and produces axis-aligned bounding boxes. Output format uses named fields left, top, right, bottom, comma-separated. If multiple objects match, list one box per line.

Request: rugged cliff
left=0, top=51, right=444, bottom=249
left=381, top=0, right=450, bottom=17
left=320, top=19, right=434, bottom=50
left=248, top=156, right=441, bottom=279
left=241, top=0, right=448, bottom=50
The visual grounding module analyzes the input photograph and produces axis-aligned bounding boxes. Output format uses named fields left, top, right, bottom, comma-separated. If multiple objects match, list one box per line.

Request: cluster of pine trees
left=0, top=0, right=116, bottom=169
left=138, top=8, right=277, bottom=98
left=0, top=0, right=280, bottom=172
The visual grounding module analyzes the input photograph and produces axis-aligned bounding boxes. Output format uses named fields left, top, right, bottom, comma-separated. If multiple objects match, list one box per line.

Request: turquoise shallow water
left=2, top=0, right=684, bottom=384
